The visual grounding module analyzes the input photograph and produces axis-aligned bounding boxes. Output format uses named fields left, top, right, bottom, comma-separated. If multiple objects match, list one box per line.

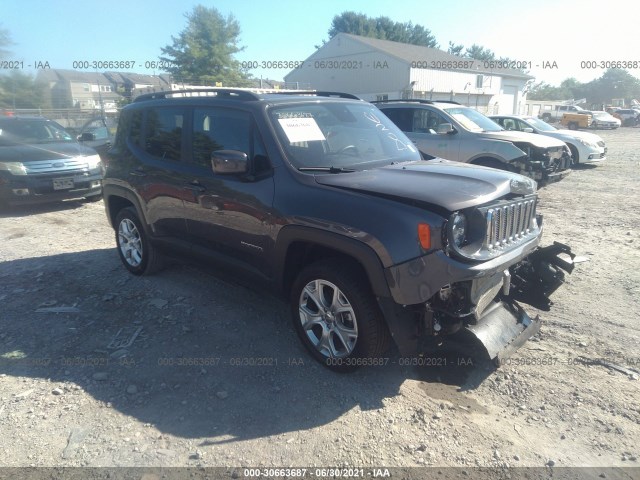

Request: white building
left=284, top=33, right=534, bottom=115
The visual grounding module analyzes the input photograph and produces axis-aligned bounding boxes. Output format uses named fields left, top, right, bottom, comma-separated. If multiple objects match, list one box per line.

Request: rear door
left=125, top=106, right=191, bottom=238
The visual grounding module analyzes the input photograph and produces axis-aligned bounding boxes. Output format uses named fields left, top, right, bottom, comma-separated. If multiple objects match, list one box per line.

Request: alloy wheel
left=298, top=279, right=358, bottom=358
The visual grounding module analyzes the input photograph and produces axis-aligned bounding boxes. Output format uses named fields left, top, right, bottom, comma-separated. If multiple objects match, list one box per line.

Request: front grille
left=484, top=197, right=537, bottom=251
left=24, top=158, right=91, bottom=175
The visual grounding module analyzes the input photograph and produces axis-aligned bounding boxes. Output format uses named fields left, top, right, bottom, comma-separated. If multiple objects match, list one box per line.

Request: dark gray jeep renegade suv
left=103, top=89, right=574, bottom=371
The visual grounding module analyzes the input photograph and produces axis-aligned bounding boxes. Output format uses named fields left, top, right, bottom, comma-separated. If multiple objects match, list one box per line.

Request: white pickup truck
left=539, top=105, right=590, bottom=123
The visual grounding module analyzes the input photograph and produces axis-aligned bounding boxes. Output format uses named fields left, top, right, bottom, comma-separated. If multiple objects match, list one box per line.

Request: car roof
left=373, top=99, right=463, bottom=108
left=489, top=114, right=533, bottom=119
left=128, top=89, right=363, bottom=108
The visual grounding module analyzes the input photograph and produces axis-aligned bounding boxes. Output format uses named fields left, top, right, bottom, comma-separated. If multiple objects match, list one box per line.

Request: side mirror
left=211, top=150, right=248, bottom=174
left=523, top=127, right=534, bottom=133
left=436, top=123, right=455, bottom=135
left=79, top=132, right=96, bottom=141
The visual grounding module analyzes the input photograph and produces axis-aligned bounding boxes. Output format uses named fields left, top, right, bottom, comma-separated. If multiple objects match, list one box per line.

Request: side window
left=515, top=120, right=529, bottom=131
left=144, top=108, right=184, bottom=162
left=192, top=108, right=251, bottom=168
left=128, top=110, right=143, bottom=148
left=503, top=118, right=517, bottom=131
left=380, top=108, right=412, bottom=132
left=413, top=109, right=447, bottom=134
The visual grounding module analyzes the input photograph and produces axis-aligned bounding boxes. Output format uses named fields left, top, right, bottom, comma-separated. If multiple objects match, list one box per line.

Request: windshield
left=592, top=111, right=610, bottom=119
left=524, top=117, right=557, bottom=132
left=269, top=102, right=420, bottom=170
left=443, top=107, right=503, bottom=132
left=0, top=119, right=74, bottom=145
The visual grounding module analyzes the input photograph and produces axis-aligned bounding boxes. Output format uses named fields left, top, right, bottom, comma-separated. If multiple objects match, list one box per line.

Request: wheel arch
left=103, top=185, right=148, bottom=231
left=470, top=155, right=511, bottom=170
left=274, top=226, right=391, bottom=300
left=566, top=142, right=579, bottom=163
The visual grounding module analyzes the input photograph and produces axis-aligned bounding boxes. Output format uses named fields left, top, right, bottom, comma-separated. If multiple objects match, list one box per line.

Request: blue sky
left=2, top=0, right=636, bottom=86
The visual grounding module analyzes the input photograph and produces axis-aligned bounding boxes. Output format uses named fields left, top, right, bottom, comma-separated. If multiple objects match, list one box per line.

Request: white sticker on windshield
left=278, top=118, right=326, bottom=143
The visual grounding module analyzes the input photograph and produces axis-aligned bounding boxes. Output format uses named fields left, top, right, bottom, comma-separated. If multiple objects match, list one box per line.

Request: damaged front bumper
left=516, top=152, right=572, bottom=185
left=379, top=242, right=576, bottom=364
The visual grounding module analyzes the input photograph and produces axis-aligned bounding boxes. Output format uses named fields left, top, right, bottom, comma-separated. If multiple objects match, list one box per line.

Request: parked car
left=489, top=115, right=606, bottom=165
left=374, top=99, right=571, bottom=184
left=77, top=116, right=116, bottom=161
left=538, top=104, right=589, bottom=123
left=612, top=109, right=640, bottom=126
left=103, top=88, right=575, bottom=371
left=589, top=111, right=621, bottom=129
left=0, top=116, right=103, bottom=207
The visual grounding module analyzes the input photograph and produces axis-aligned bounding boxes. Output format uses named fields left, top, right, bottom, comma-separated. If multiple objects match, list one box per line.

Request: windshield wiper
left=298, top=166, right=355, bottom=173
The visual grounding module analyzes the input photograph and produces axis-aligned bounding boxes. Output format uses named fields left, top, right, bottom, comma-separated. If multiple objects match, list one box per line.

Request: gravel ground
left=0, top=128, right=639, bottom=477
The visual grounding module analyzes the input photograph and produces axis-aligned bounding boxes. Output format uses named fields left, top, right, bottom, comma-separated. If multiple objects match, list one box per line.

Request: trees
left=447, top=41, right=464, bottom=56
left=159, top=5, right=251, bottom=86
left=0, top=24, right=12, bottom=59
left=0, top=28, right=50, bottom=109
left=528, top=70, right=640, bottom=104
left=463, top=44, right=496, bottom=62
left=0, top=71, right=51, bottom=109
left=327, top=12, right=438, bottom=48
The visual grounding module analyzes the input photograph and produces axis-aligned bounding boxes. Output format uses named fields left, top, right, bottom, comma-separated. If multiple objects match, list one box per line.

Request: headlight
left=84, top=154, right=102, bottom=169
left=0, top=161, right=27, bottom=175
left=451, top=213, right=467, bottom=248
left=578, top=139, right=598, bottom=148
left=510, top=177, right=537, bottom=195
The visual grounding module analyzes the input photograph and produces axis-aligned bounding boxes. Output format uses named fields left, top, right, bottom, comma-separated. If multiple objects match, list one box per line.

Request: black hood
left=314, top=160, right=535, bottom=211
left=0, top=141, right=98, bottom=162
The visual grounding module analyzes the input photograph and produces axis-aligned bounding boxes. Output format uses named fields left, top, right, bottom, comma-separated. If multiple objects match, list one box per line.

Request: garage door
left=499, top=86, right=518, bottom=114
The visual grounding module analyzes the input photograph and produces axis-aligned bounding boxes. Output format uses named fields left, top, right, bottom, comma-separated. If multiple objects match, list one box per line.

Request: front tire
left=567, top=144, right=579, bottom=165
left=290, top=260, right=389, bottom=372
left=114, top=207, right=164, bottom=275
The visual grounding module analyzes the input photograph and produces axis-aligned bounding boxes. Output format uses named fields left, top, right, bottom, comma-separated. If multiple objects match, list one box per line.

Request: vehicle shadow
left=571, top=163, right=598, bottom=171
left=0, top=249, right=490, bottom=443
left=0, top=199, right=94, bottom=219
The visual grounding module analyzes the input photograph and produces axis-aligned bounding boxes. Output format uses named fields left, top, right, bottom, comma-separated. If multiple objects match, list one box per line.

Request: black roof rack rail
left=371, top=99, right=461, bottom=105
left=133, top=88, right=261, bottom=103
left=271, top=90, right=362, bottom=100
left=371, top=99, right=433, bottom=105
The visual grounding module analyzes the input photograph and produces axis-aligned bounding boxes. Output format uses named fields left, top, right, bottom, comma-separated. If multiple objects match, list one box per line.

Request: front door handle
left=185, top=181, right=206, bottom=193
left=129, top=167, right=146, bottom=177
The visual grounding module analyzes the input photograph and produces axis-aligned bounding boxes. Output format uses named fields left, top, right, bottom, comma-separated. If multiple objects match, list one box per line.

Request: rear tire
left=290, top=259, right=390, bottom=372
left=114, top=207, right=164, bottom=275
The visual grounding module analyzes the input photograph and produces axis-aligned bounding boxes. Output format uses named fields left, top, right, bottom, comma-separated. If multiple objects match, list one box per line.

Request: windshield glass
left=443, top=107, right=503, bottom=132
left=524, top=117, right=557, bottom=132
left=592, top=111, right=610, bottom=118
left=269, top=102, right=420, bottom=170
left=0, top=119, right=74, bottom=145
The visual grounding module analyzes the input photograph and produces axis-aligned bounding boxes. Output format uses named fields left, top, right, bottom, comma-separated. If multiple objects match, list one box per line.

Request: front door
left=405, top=107, right=461, bottom=161
left=182, top=107, right=275, bottom=277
